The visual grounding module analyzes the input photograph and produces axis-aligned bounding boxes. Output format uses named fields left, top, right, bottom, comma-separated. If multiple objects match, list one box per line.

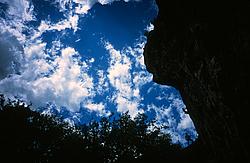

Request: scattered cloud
left=105, top=42, right=144, bottom=118
left=147, top=93, right=197, bottom=146
left=50, top=15, right=79, bottom=32
left=95, top=70, right=109, bottom=95
left=0, top=0, right=149, bottom=116
left=0, top=0, right=197, bottom=145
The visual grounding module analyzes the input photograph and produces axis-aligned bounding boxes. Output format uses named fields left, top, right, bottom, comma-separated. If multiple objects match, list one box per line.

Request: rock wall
left=144, top=0, right=250, bottom=162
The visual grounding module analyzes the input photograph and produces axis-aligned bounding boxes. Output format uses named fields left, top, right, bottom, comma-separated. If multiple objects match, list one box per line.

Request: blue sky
left=0, top=0, right=197, bottom=146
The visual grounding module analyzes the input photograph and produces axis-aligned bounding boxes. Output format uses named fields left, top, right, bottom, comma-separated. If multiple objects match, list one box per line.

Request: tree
left=0, top=95, right=184, bottom=163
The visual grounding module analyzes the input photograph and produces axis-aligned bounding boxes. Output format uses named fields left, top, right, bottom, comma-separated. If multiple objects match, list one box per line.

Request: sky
left=0, top=0, right=197, bottom=146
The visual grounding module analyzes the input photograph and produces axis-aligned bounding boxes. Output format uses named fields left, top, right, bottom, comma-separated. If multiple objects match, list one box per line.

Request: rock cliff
left=144, top=0, right=250, bottom=162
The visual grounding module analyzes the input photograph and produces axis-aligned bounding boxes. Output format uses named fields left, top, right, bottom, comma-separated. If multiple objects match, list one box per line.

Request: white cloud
left=47, top=40, right=63, bottom=56
left=55, top=0, right=141, bottom=15
left=97, top=70, right=105, bottom=85
left=178, top=115, right=194, bottom=129
left=55, top=0, right=72, bottom=11
left=75, top=3, right=91, bottom=14
left=24, top=42, right=47, bottom=59
left=32, top=47, right=94, bottom=111
left=124, top=40, right=153, bottom=88
left=147, top=94, right=197, bottom=145
left=0, top=45, right=94, bottom=112
left=84, top=101, right=110, bottom=116
left=51, top=15, right=79, bottom=32
left=78, top=0, right=141, bottom=13
left=146, top=23, right=154, bottom=32
left=89, top=58, right=95, bottom=63
left=0, top=0, right=34, bottom=21
left=85, top=102, right=105, bottom=111
left=31, top=14, right=79, bottom=40
left=105, top=42, right=144, bottom=118
left=95, top=70, right=109, bottom=95
left=0, top=0, right=35, bottom=43
left=27, top=0, right=143, bottom=42
left=116, top=96, right=143, bottom=118
left=105, top=43, right=132, bottom=95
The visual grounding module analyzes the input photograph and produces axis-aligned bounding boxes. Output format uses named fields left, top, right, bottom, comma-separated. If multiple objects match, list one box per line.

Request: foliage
left=0, top=95, right=183, bottom=163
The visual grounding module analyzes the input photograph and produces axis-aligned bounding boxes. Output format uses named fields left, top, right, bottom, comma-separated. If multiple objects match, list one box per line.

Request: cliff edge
left=144, top=0, right=250, bottom=162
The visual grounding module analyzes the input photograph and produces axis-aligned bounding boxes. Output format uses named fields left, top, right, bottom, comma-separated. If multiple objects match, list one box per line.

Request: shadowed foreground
left=0, top=95, right=194, bottom=163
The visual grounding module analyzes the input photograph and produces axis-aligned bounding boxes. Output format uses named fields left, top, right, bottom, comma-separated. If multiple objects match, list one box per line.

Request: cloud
left=84, top=101, right=110, bottom=116
left=32, top=0, right=143, bottom=39
left=0, top=32, right=23, bottom=80
left=30, top=47, right=94, bottom=111
left=72, top=0, right=141, bottom=14
left=0, top=44, right=94, bottom=112
left=0, top=0, right=148, bottom=117
left=0, top=0, right=34, bottom=21
left=1, top=0, right=142, bottom=42
left=177, top=115, right=194, bottom=130
left=50, top=15, right=79, bottom=32
left=24, top=42, right=47, bottom=59
left=147, top=93, right=197, bottom=146
left=95, top=70, right=109, bottom=95
left=0, top=0, right=35, bottom=43
left=145, top=23, right=154, bottom=32
left=0, top=0, right=95, bottom=112
left=55, top=0, right=141, bottom=15
left=124, top=39, right=153, bottom=87
left=31, top=14, right=79, bottom=40
left=0, top=0, right=197, bottom=145
left=105, top=42, right=145, bottom=118
left=85, top=102, right=105, bottom=111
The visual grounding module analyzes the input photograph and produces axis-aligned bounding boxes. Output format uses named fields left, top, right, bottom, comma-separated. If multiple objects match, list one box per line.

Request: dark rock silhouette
left=144, top=0, right=250, bottom=162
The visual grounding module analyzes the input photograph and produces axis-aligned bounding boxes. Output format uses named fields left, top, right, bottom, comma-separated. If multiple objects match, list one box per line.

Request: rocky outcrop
left=144, top=0, right=250, bottom=162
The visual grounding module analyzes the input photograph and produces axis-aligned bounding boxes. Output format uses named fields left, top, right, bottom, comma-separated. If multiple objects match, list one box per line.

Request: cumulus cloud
left=0, top=0, right=96, bottom=112
left=31, top=47, right=93, bottom=110
left=0, top=0, right=34, bottom=21
left=0, top=44, right=94, bottom=112
left=105, top=42, right=144, bottom=118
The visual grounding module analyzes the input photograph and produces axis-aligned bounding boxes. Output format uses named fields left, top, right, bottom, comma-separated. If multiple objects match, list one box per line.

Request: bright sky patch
left=0, top=0, right=197, bottom=146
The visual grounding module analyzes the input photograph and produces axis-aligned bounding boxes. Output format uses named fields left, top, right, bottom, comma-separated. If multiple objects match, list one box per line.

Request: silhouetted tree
left=0, top=95, right=188, bottom=163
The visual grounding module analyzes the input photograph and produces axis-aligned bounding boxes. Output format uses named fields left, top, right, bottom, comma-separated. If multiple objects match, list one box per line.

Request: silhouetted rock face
left=144, top=0, right=250, bottom=162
